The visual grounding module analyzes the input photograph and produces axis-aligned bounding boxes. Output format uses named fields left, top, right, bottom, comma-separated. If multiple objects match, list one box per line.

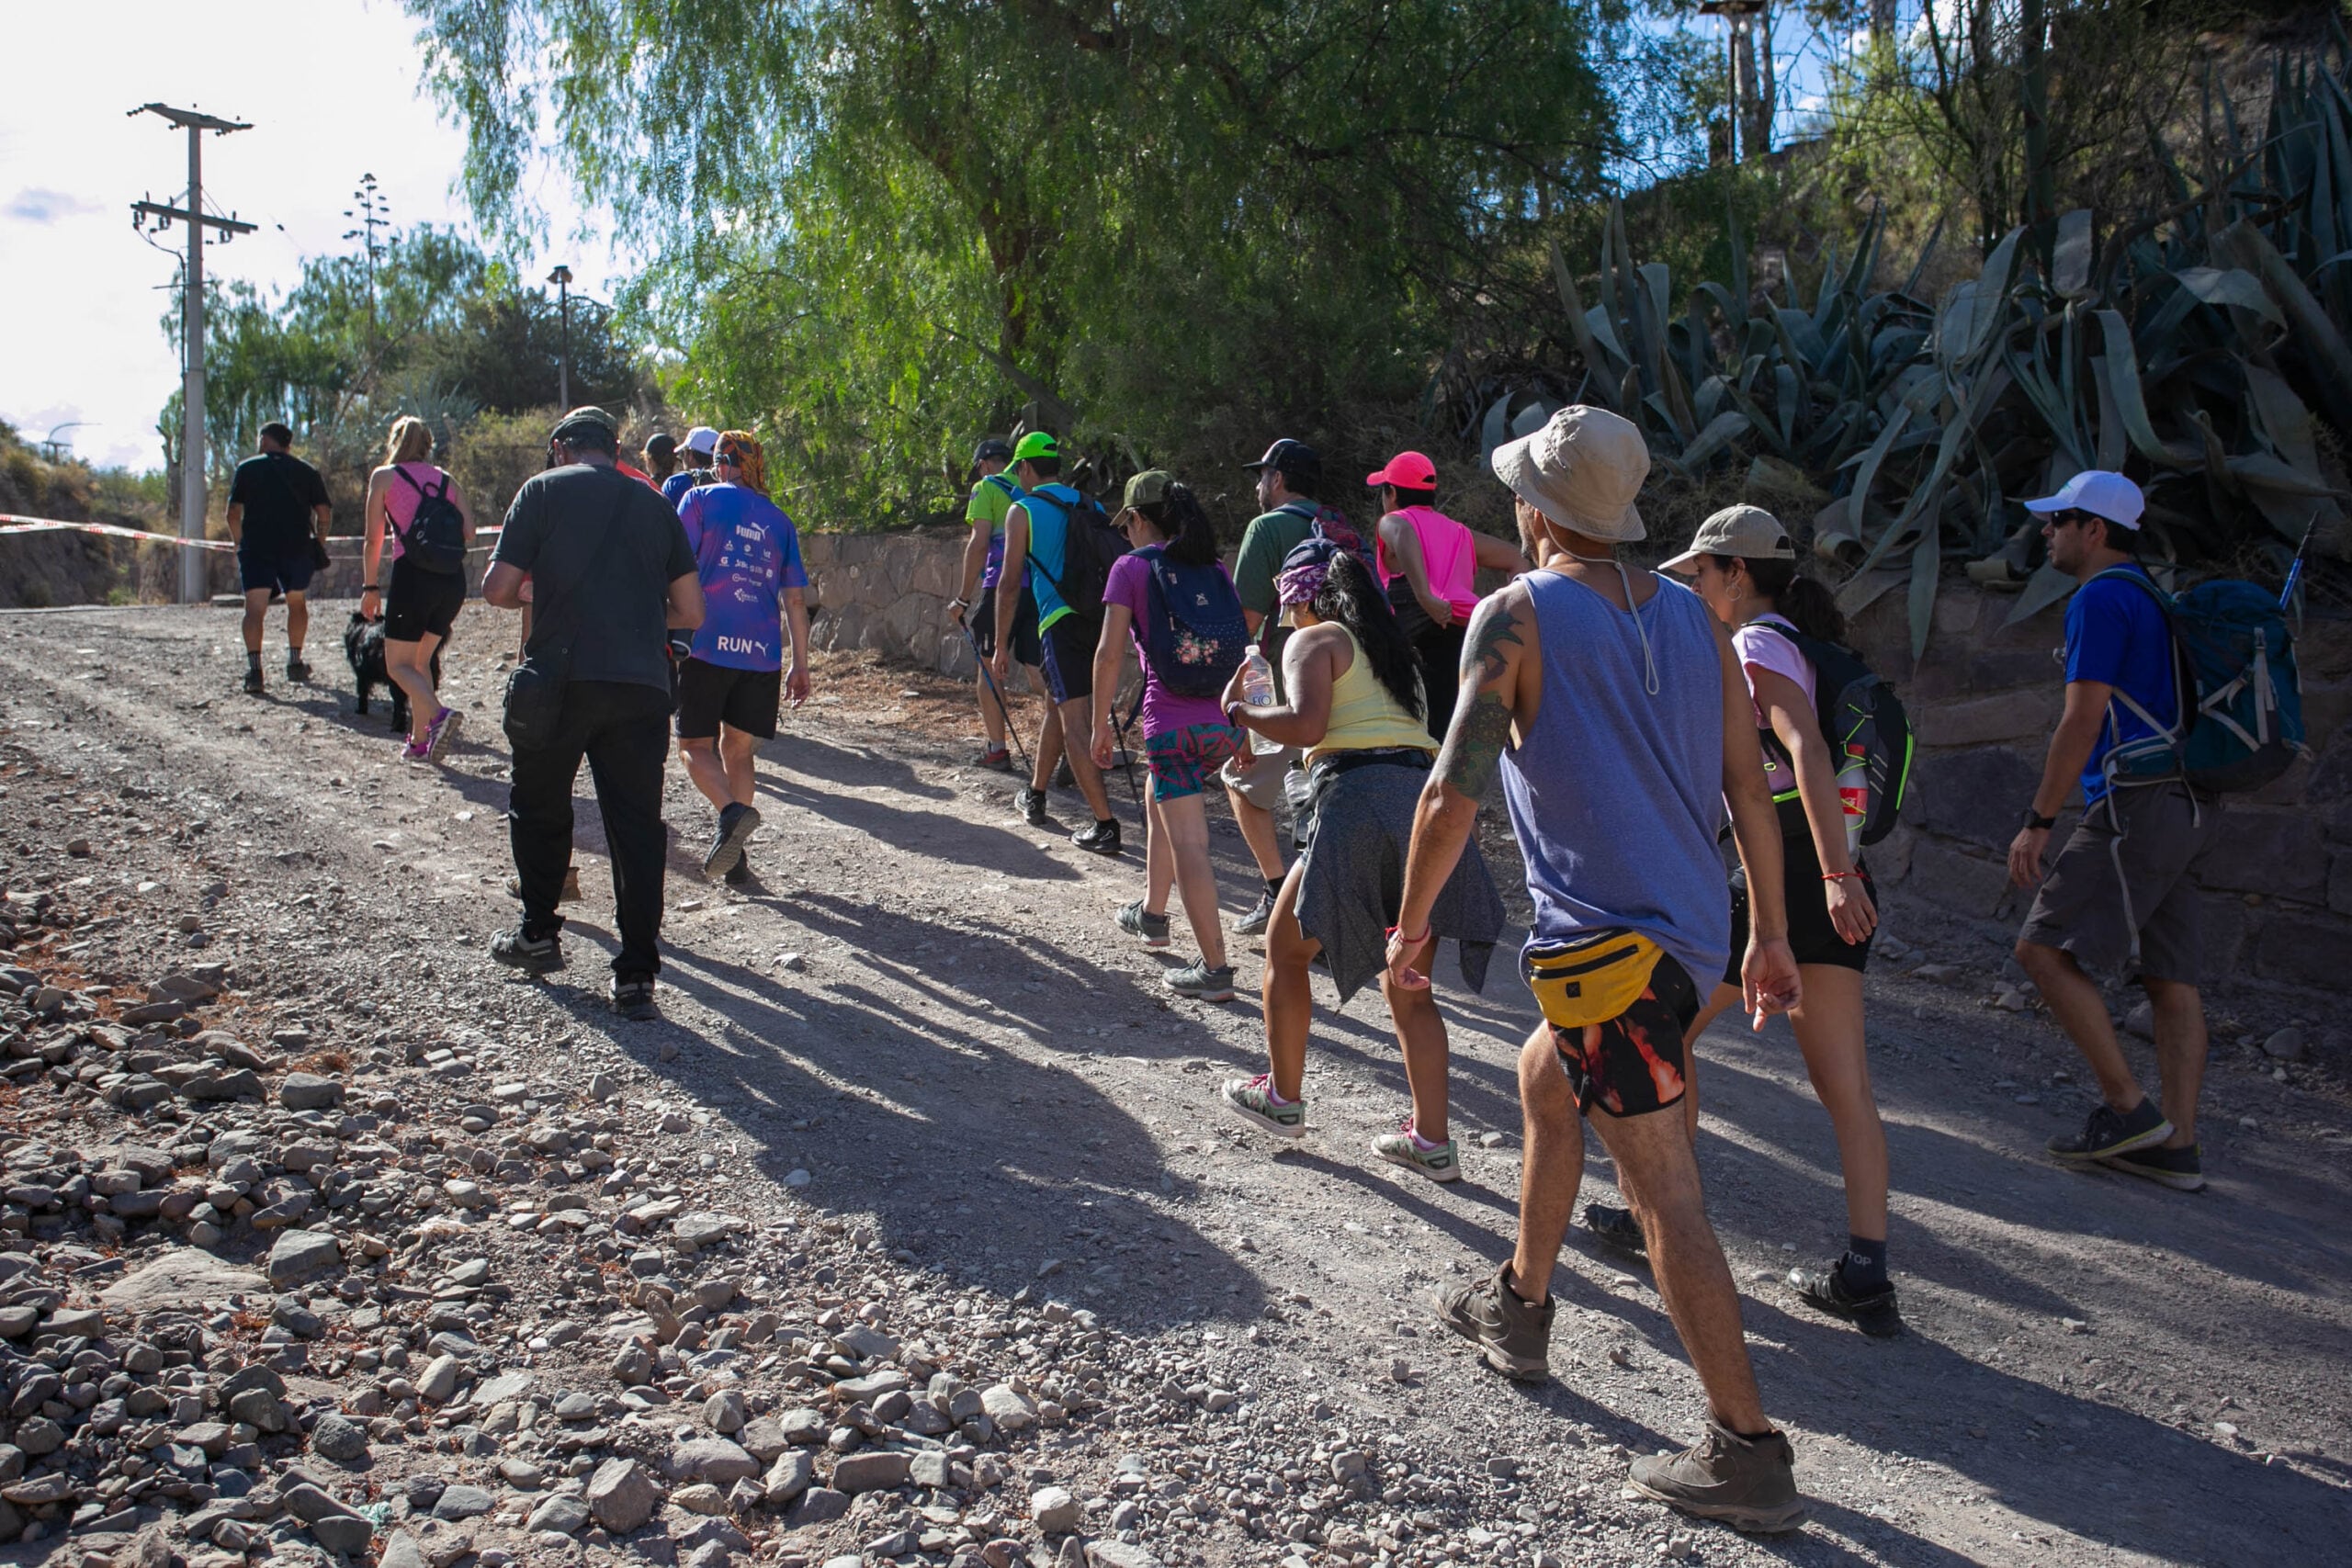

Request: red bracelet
left=1386, top=924, right=1431, bottom=945
left=1822, top=870, right=1864, bottom=883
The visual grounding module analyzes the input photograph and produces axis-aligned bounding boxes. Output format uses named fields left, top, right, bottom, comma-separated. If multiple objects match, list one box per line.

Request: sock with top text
left=1840, top=1234, right=1889, bottom=1291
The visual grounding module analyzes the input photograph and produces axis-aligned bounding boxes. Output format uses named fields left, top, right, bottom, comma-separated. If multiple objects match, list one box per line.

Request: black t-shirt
left=227, top=452, right=330, bottom=557
left=492, top=464, right=696, bottom=694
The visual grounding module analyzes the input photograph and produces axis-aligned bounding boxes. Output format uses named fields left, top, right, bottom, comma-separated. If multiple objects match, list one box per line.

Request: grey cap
left=1659, top=504, right=1795, bottom=574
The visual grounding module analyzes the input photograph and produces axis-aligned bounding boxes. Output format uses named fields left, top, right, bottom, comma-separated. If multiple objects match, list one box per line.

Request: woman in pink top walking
left=1366, top=451, right=1531, bottom=739
left=361, top=416, right=476, bottom=761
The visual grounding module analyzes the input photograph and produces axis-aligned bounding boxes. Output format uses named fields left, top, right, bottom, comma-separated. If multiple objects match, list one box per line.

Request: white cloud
left=0, top=0, right=630, bottom=477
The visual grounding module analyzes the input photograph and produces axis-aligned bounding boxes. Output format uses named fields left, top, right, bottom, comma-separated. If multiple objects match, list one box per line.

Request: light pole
left=548, top=265, right=573, bottom=410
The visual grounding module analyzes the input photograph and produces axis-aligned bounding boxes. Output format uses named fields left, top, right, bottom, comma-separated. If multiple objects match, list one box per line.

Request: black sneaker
left=2049, top=1099, right=2171, bottom=1165
left=703, top=802, right=763, bottom=878
left=1052, top=759, right=1075, bottom=791
left=725, top=852, right=753, bottom=887
left=489, top=927, right=563, bottom=973
left=242, top=668, right=265, bottom=695
left=1071, top=819, right=1122, bottom=857
left=286, top=657, right=311, bottom=682
left=2102, top=1140, right=2206, bottom=1192
left=1016, top=786, right=1048, bottom=827
left=1788, top=1258, right=1903, bottom=1337
left=1583, top=1202, right=1648, bottom=1261
left=611, top=976, right=657, bottom=1021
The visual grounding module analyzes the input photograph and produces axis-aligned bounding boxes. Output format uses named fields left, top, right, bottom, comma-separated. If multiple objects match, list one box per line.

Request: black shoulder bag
left=265, top=457, right=334, bottom=571
left=503, top=473, right=633, bottom=750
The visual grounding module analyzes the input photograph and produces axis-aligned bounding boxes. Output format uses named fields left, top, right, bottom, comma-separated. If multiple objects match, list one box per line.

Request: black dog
left=345, top=613, right=445, bottom=731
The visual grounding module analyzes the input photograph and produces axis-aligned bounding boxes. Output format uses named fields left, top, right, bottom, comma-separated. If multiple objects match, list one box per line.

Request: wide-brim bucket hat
left=1489, top=404, right=1649, bottom=543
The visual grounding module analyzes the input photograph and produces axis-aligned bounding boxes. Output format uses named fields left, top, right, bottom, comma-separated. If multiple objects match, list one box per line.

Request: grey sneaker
left=1016, top=786, right=1048, bottom=827
left=489, top=926, right=563, bottom=974
left=2048, top=1099, right=2170, bottom=1164
left=1165, top=960, right=1237, bottom=1002
left=1371, top=1117, right=1461, bottom=1183
left=1437, top=1263, right=1553, bottom=1381
left=1219, top=1074, right=1303, bottom=1138
left=1233, top=886, right=1279, bottom=937
left=1788, top=1258, right=1903, bottom=1338
left=1117, top=900, right=1172, bottom=949
left=1627, top=1419, right=1804, bottom=1533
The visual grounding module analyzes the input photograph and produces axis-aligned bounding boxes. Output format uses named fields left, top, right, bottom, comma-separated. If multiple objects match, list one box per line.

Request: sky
left=0, top=0, right=627, bottom=475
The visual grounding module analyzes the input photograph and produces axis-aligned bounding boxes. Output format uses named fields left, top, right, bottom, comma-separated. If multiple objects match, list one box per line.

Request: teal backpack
left=2095, top=569, right=2305, bottom=795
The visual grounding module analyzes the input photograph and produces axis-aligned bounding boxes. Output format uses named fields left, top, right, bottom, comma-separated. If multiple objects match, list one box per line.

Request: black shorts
left=1724, top=831, right=1873, bottom=985
left=238, top=547, right=316, bottom=596
left=970, top=578, right=1043, bottom=669
left=382, top=555, right=466, bottom=643
left=1549, top=952, right=1699, bottom=1119
left=674, top=659, right=782, bottom=740
left=1038, top=614, right=1099, bottom=704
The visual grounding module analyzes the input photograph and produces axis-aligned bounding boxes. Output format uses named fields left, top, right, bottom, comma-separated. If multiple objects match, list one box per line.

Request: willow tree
left=408, top=0, right=1615, bottom=523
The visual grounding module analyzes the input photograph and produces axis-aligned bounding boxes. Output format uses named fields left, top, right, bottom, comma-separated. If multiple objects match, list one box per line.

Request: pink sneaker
left=400, top=738, right=430, bottom=762
left=424, top=705, right=465, bottom=761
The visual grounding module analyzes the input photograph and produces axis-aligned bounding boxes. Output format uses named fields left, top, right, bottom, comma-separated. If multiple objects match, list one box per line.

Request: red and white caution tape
left=0, top=515, right=235, bottom=551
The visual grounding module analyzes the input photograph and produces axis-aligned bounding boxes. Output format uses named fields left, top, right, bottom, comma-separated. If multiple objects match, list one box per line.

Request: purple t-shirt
left=1102, top=551, right=1235, bottom=739
left=678, top=483, right=808, bottom=671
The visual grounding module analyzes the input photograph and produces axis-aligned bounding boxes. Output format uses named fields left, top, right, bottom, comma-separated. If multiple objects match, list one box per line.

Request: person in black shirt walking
left=481, top=407, right=705, bottom=1020
left=224, top=422, right=333, bottom=693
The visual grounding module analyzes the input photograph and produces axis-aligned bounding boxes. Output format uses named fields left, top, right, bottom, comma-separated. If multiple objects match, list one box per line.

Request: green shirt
left=967, top=472, right=1021, bottom=590
left=1233, top=508, right=1317, bottom=619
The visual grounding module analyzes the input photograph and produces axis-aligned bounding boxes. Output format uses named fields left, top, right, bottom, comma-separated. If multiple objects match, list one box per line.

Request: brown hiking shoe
left=1628, top=1418, right=1804, bottom=1532
left=1435, top=1263, right=1553, bottom=1381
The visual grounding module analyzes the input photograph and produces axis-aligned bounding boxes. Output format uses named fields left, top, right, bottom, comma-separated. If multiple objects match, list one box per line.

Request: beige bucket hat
left=1489, top=404, right=1650, bottom=542
left=1659, top=504, right=1796, bottom=574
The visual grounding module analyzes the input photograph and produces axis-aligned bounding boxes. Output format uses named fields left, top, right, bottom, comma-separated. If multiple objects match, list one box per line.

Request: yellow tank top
left=1310, top=626, right=1436, bottom=765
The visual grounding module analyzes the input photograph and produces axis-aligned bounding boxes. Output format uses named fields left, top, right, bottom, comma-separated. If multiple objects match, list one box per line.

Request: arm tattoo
left=1436, top=594, right=1526, bottom=798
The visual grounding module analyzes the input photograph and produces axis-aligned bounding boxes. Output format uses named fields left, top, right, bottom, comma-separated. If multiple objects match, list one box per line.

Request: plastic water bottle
left=1837, top=743, right=1870, bottom=860
left=1241, top=645, right=1283, bottom=755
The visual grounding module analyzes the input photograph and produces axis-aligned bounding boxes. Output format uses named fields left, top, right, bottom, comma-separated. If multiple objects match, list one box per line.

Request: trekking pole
left=956, top=615, right=1031, bottom=776
left=2279, top=511, right=2324, bottom=616
left=1109, top=696, right=1145, bottom=814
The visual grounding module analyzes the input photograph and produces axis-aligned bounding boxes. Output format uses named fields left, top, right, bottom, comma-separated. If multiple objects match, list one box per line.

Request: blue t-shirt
left=2065, top=565, right=2177, bottom=803
left=1018, top=483, right=1084, bottom=631
left=678, top=483, right=808, bottom=671
left=661, top=470, right=701, bottom=510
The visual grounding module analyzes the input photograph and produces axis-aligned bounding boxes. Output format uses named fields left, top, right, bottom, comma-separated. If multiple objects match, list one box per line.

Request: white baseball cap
left=2024, top=469, right=2144, bottom=529
left=684, top=425, right=721, bottom=458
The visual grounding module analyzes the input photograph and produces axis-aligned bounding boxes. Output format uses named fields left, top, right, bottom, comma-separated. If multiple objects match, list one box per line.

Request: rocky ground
left=0, top=603, right=2349, bottom=1568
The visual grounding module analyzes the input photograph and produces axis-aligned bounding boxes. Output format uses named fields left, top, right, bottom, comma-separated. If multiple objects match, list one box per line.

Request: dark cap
left=972, top=436, right=1013, bottom=466
left=1243, top=437, right=1320, bottom=482
left=550, top=406, right=619, bottom=444
left=645, top=432, right=678, bottom=460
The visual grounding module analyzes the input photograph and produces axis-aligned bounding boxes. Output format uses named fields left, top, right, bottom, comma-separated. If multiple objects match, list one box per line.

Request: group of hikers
left=226, top=400, right=2229, bottom=1535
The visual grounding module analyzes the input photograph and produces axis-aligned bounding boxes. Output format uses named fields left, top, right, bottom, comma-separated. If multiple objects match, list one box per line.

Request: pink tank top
left=1374, top=506, right=1479, bottom=618
left=379, top=462, right=450, bottom=562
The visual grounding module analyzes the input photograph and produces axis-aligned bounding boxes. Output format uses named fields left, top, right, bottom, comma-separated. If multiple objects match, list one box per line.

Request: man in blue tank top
left=1385, top=406, right=1806, bottom=1533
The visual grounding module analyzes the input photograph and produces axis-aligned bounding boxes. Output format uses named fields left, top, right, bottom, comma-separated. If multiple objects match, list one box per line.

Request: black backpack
left=1747, top=619, right=1913, bottom=850
left=1024, top=486, right=1127, bottom=622
left=394, top=466, right=469, bottom=577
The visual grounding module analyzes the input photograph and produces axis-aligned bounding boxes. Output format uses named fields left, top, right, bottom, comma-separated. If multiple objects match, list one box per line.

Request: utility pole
left=1697, top=1, right=1769, bottom=164
left=130, top=103, right=254, bottom=605
left=548, top=265, right=573, bottom=410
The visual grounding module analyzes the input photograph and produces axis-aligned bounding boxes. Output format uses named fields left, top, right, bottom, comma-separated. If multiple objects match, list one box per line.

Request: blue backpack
left=1136, top=544, right=1248, bottom=699
left=2095, top=569, right=2305, bottom=795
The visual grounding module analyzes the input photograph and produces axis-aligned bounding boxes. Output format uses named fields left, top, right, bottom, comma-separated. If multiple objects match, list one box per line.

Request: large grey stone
left=2255, top=911, right=2352, bottom=989
left=762, top=1450, right=814, bottom=1506
left=433, top=1483, right=495, bottom=1520
left=674, top=1437, right=759, bottom=1485
left=264, top=1229, right=343, bottom=1286
left=1030, top=1484, right=1080, bottom=1534
left=279, top=1072, right=344, bottom=1111
left=527, top=1492, right=592, bottom=1534
left=1908, top=747, right=2041, bottom=849
left=787, top=1487, right=850, bottom=1527
left=673, top=1212, right=745, bottom=1250
left=311, top=1514, right=375, bottom=1556
left=1087, top=1544, right=1165, bottom=1568
left=379, top=1532, right=429, bottom=1568
left=416, top=1353, right=462, bottom=1404
left=311, top=1413, right=368, bottom=1463
left=831, top=1450, right=910, bottom=1493
left=102, top=1248, right=265, bottom=1313
left=980, top=1383, right=1036, bottom=1433
left=2203, top=811, right=2329, bottom=902
left=1907, top=840, right=2016, bottom=919
left=587, top=1456, right=664, bottom=1533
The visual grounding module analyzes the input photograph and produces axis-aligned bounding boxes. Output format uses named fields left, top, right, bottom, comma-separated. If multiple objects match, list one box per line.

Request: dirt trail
left=6, top=602, right=2351, bottom=1568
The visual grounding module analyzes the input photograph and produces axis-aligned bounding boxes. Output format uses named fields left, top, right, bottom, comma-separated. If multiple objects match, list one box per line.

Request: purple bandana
left=1275, top=559, right=1330, bottom=609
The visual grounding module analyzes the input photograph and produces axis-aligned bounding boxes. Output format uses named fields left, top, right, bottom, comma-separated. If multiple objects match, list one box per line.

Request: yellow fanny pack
left=1521, top=928, right=1665, bottom=1029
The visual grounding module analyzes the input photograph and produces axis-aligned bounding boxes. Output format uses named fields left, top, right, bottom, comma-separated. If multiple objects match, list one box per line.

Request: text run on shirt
left=679, top=483, right=809, bottom=671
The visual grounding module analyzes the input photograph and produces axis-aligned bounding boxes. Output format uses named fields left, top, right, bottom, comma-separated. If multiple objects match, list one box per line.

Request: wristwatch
left=2020, top=807, right=2056, bottom=831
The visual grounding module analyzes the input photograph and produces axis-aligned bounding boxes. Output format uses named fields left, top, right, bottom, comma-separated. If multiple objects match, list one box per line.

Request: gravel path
left=0, top=602, right=2347, bottom=1568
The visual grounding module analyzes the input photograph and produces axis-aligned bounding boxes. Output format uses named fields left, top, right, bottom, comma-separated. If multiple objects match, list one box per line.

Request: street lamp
left=548, top=265, right=574, bottom=409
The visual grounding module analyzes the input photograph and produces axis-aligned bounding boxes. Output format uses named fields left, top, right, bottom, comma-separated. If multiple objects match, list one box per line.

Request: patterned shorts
left=1549, top=952, right=1701, bottom=1118
left=1146, top=722, right=1250, bottom=802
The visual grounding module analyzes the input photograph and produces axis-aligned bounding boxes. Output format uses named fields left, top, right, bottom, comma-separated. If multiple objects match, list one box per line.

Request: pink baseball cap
left=1365, top=451, right=1438, bottom=490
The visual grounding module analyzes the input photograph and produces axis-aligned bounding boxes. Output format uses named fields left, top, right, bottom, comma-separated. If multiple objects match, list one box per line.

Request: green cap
left=1120, top=469, right=1175, bottom=515
left=1012, top=431, right=1060, bottom=463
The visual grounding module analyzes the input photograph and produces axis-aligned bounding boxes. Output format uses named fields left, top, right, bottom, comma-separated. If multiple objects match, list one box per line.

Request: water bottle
left=1836, top=742, right=1870, bottom=860
left=1240, top=645, right=1283, bottom=755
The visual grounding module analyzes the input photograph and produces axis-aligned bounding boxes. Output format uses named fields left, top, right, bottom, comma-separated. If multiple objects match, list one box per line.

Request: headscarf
left=1275, top=536, right=1342, bottom=609
left=717, top=429, right=768, bottom=497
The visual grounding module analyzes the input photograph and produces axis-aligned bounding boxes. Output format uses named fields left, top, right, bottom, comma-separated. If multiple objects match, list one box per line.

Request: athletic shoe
left=241, top=669, right=264, bottom=696
left=1219, top=1074, right=1304, bottom=1138
left=725, top=852, right=753, bottom=887
left=1372, top=1116, right=1461, bottom=1183
left=489, top=927, right=563, bottom=973
left=2102, top=1140, right=2206, bottom=1191
left=1788, top=1258, right=1903, bottom=1337
left=1071, top=819, right=1122, bottom=857
left=1436, top=1262, right=1553, bottom=1381
left=504, top=867, right=584, bottom=903
left=1052, top=759, right=1075, bottom=790
left=1016, top=786, right=1048, bottom=827
left=1117, top=900, right=1172, bottom=949
left=1233, top=887, right=1279, bottom=937
left=286, top=657, right=311, bottom=682
left=424, top=705, right=464, bottom=761
left=1627, top=1419, right=1804, bottom=1533
left=611, top=976, right=657, bottom=1021
left=2049, top=1099, right=2171, bottom=1165
left=1164, top=960, right=1237, bottom=1002
left=703, top=802, right=763, bottom=878
left=977, top=746, right=1012, bottom=772
left=400, top=739, right=431, bottom=762
left=1583, top=1202, right=1648, bottom=1260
